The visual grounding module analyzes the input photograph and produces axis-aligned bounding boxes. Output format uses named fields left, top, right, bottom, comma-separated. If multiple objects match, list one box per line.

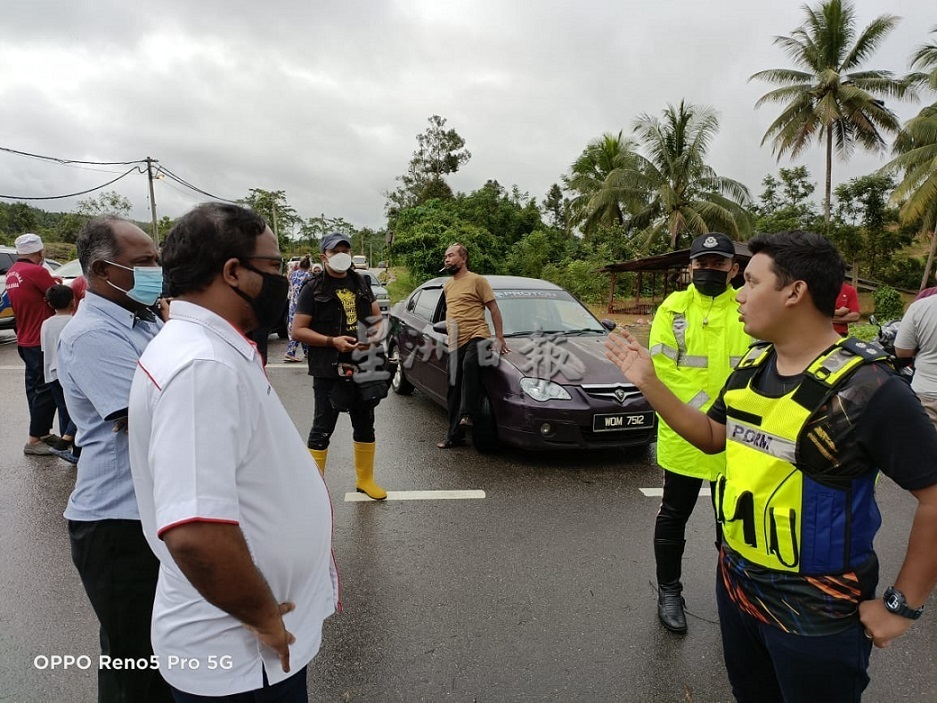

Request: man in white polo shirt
left=129, top=203, right=337, bottom=701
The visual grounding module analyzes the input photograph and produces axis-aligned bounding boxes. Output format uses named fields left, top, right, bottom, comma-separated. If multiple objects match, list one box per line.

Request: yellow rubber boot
left=353, top=441, right=387, bottom=500
left=309, top=448, right=328, bottom=476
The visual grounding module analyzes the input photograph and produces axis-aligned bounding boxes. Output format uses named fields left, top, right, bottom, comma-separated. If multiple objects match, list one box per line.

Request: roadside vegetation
left=2, top=1, right=935, bottom=321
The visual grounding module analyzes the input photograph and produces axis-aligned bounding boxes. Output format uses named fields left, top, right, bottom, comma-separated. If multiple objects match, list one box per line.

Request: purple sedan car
left=388, top=275, right=656, bottom=452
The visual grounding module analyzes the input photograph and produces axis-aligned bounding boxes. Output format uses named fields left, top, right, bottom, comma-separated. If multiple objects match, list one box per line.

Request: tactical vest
left=302, top=271, right=374, bottom=377
left=715, top=337, right=888, bottom=574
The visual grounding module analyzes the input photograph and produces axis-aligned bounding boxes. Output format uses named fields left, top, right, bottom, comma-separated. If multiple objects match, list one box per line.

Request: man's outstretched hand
left=604, top=330, right=655, bottom=388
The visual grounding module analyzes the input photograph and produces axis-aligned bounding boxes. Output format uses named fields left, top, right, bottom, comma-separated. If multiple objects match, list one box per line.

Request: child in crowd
left=40, top=284, right=80, bottom=464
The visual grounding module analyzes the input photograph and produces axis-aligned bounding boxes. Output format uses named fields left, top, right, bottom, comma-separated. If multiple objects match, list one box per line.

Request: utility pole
left=271, top=200, right=279, bottom=239
left=145, top=157, right=160, bottom=244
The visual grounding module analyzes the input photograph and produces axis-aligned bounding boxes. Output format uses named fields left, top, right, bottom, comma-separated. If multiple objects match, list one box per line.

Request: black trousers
left=68, top=519, right=171, bottom=703
left=654, top=469, right=720, bottom=582
left=18, top=345, right=56, bottom=438
left=307, top=376, right=375, bottom=450
left=446, top=339, right=482, bottom=442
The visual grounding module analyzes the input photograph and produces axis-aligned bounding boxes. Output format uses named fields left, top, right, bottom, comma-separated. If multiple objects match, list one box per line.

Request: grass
left=384, top=267, right=417, bottom=303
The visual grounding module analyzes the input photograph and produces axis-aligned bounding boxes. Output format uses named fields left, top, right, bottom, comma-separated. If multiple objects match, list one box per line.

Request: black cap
left=689, top=233, right=736, bottom=259
left=320, top=231, right=352, bottom=253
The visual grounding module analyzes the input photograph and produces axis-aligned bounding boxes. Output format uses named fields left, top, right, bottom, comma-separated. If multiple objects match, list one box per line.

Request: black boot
left=654, top=538, right=687, bottom=633
left=657, top=582, right=687, bottom=633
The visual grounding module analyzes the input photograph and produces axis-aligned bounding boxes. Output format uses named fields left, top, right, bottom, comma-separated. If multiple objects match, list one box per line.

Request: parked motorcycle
left=868, top=315, right=914, bottom=379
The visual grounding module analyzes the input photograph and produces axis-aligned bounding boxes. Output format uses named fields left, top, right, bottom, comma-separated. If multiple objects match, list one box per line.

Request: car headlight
left=519, top=377, right=571, bottom=401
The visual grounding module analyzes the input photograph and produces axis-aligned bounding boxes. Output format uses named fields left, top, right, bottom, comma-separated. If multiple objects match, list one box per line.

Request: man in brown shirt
left=437, top=244, right=509, bottom=448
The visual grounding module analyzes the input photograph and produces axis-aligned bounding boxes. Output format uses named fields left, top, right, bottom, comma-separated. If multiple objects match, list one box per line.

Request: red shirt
left=6, top=259, right=56, bottom=347
left=834, top=282, right=860, bottom=335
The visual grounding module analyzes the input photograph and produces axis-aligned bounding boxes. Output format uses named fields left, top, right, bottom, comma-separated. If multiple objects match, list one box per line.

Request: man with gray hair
left=6, top=232, right=59, bottom=454
left=58, top=217, right=170, bottom=703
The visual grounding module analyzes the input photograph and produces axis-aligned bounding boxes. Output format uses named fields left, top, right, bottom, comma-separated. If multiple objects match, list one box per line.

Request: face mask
left=692, top=269, right=730, bottom=298
left=105, top=261, right=164, bottom=305
left=233, top=261, right=290, bottom=330
left=326, top=252, right=352, bottom=273
left=442, top=263, right=462, bottom=275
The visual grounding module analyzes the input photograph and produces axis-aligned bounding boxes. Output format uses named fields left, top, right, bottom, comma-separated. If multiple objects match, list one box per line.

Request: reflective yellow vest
left=650, top=285, right=751, bottom=480
left=715, top=337, right=888, bottom=574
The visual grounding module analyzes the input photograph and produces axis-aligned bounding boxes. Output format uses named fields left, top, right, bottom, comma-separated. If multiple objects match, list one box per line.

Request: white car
left=352, top=255, right=368, bottom=270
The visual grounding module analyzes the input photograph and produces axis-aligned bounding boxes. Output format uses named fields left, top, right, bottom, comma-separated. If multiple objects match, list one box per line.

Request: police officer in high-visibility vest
left=649, top=232, right=751, bottom=633
left=606, top=231, right=937, bottom=702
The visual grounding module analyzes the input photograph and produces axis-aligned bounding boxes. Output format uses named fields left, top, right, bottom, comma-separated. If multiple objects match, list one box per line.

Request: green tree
left=907, top=25, right=937, bottom=93
left=6, top=201, right=39, bottom=233
left=611, top=101, right=752, bottom=250
left=390, top=199, right=501, bottom=282
left=385, top=115, right=471, bottom=219
left=751, top=0, right=913, bottom=229
left=506, top=229, right=573, bottom=278
left=832, top=173, right=902, bottom=276
left=541, top=183, right=570, bottom=231
left=755, top=166, right=821, bottom=233
left=237, top=189, right=300, bottom=250
left=77, top=190, right=132, bottom=218
left=885, top=28, right=937, bottom=289
left=564, top=131, right=639, bottom=236
left=883, top=105, right=937, bottom=288
left=454, top=180, right=542, bottom=247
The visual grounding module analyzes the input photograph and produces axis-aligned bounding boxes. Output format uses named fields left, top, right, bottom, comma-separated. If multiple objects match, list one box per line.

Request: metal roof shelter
left=597, top=242, right=752, bottom=314
left=597, top=242, right=912, bottom=315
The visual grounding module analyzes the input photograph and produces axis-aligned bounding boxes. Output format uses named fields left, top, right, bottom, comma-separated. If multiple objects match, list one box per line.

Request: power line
left=0, top=145, right=144, bottom=167
left=157, top=165, right=237, bottom=203
left=0, top=166, right=140, bottom=200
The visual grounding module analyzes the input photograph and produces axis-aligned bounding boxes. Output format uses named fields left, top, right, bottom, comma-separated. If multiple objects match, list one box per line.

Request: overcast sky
left=1, top=0, right=933, bottom=234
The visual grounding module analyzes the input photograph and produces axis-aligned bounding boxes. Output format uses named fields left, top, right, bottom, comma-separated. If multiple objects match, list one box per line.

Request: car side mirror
left=432, top=321, right=447, bottom=334
left=601, top=318, right=617, bottom=331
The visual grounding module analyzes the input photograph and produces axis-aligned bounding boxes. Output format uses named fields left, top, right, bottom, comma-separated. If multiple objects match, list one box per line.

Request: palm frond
left=841, top=15, right=900, bottom=71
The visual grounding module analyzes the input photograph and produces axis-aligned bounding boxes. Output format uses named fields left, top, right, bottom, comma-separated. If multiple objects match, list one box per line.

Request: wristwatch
left=883, top=587, right=924, bottom=620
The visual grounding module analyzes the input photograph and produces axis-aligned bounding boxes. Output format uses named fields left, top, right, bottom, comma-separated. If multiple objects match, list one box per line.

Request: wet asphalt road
left=0, top=329, right=935, bottom=702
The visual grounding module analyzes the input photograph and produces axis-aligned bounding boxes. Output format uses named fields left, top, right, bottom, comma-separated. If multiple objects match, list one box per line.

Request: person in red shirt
left=6, top=233, right=59, bottom=455
left=833, top=281, right=860, bottom=336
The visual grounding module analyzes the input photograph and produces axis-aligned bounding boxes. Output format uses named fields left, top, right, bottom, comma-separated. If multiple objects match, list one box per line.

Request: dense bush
left=877, top=257, right=925, bottom=291
left=872, top=285, right=904, bottom=321
left=541, top=259, right=610, bottom=305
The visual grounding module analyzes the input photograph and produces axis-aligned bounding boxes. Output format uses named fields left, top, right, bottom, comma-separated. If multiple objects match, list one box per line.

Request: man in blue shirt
left=58, top=217, right=170, bottom=703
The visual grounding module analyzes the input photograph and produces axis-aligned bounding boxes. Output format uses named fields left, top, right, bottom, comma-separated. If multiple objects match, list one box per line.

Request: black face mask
left=692, top=269, right=729, bottom=298
left=233, top=261, right=289, bottom=330
left=440, top=263, right=462, bottom=275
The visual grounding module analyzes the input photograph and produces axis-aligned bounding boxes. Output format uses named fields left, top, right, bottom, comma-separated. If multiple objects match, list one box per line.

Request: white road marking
left=640, top=487, right=711, bottom=497
left=345, top=489, right=486, bottom=502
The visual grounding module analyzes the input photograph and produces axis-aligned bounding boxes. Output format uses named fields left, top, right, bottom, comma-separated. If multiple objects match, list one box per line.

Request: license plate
left=592, top=411, right=654, bottom=432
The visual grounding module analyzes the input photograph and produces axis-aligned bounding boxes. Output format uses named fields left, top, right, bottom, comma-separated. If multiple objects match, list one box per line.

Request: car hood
left=500, top=333, right=631, bottom=385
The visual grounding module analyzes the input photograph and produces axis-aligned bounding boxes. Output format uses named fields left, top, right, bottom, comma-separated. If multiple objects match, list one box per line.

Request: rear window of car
left=0, top=252, right=16, bottom=274
left=410, top=288, right=443, bottom=321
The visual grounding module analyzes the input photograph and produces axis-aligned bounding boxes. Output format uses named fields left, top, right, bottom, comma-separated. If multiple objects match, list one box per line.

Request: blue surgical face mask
left=105, top=261, right=164, bottom=306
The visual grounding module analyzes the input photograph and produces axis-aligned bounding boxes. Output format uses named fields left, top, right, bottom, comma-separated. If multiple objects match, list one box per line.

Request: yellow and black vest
left=715, top=337, right=888, bottom=574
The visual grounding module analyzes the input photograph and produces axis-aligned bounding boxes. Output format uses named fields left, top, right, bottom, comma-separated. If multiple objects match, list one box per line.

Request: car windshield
left=54, top=259, right=84, bottom=279
left=490, top=289, right=605, bottom=336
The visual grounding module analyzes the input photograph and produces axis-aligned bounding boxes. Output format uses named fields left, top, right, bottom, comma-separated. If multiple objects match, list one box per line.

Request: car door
left=396, top=286, right=445, bottom=398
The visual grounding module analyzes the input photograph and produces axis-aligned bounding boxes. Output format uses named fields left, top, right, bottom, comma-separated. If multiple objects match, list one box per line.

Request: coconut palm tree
left=603, top=101, right=752, bottom=251
left=564, top=131, right=640, bottom=235
left=907, top=26, right=937, bottom=93
left=886, top=29, right=937, bottom=290
left=751, top=0, right=914, bottom=230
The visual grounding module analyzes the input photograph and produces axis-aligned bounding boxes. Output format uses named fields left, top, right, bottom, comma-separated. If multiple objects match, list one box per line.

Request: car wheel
left=472, top=389, right=500, bottom=453
left=389, top=343, right=414, bottom=395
